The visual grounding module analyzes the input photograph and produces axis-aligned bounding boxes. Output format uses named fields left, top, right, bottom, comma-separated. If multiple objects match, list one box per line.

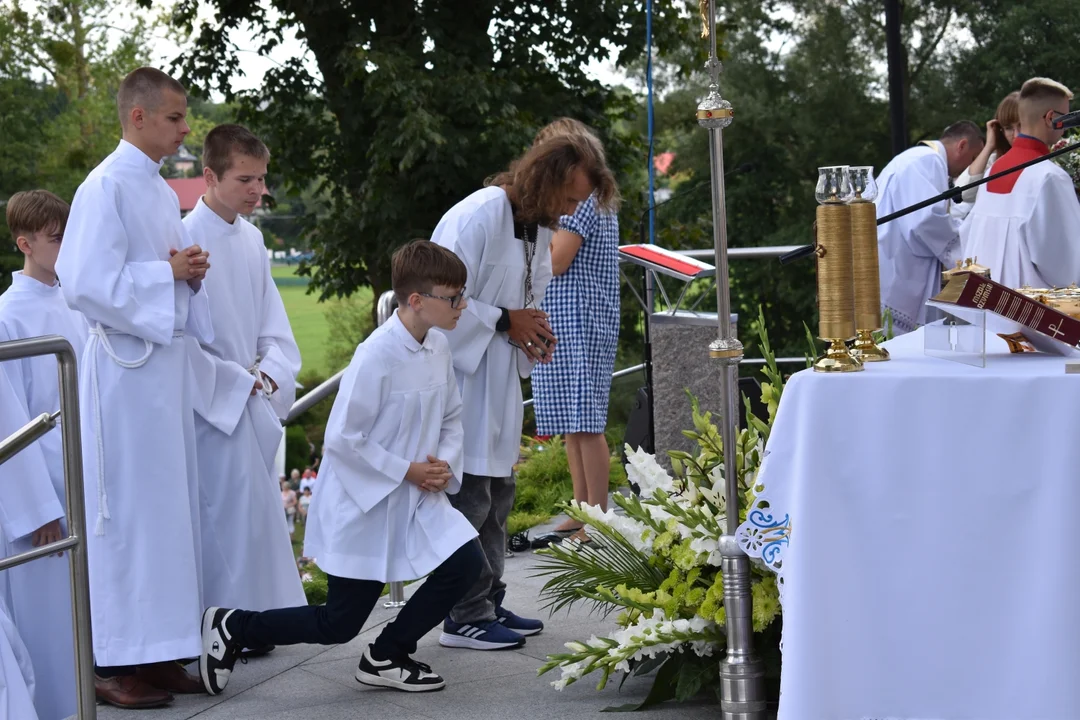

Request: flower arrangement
left=1051, top=130, right=1080, bottom=189
left=533, top=308, right=794, bottom=709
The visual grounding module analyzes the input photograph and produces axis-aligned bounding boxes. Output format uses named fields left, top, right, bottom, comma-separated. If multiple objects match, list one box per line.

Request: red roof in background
left=654, top=152, right=675, bottom=175
left=165, top=177, right=264, bottom=213
left=166, top=178, right=208, bottom=213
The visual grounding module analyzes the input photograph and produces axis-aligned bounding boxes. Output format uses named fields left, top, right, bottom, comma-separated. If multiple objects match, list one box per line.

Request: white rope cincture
left=88, top=324, right=182, bottom=535
left=247, top=355, right=272, bottom=397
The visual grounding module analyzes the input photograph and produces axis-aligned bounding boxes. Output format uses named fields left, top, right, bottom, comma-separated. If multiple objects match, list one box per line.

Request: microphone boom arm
left=778, top=140, right=1080, bottom=265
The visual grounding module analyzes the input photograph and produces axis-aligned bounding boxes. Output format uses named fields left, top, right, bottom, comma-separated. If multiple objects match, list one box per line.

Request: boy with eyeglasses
left=199, top=240, right=481, bottom=695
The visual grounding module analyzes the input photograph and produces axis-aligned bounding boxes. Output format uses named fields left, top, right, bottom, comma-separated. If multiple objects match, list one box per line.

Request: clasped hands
left=169, top=245, right=210, bottom=290
left=250, top=372, right=279, bottom=396
left=507, top=308, right=557, bottom=364
left=406, top=455, right=452, bottom=493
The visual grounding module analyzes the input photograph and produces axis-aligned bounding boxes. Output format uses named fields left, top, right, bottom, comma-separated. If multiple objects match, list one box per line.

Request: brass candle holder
left=847, top=166, right=889, bottom=362
left=813, top=166, right=862, bottom=373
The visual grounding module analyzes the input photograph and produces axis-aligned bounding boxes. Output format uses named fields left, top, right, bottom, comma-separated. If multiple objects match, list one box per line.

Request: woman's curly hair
left=487, top=132, right=620, bottom=228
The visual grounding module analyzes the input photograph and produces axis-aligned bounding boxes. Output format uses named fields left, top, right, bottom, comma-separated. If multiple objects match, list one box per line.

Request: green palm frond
left=532, top=517, right=666, bottom=616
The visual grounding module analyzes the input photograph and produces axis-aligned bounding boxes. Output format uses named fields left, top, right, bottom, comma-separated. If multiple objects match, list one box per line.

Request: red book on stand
left=931, top=272, right=1080, bottom=352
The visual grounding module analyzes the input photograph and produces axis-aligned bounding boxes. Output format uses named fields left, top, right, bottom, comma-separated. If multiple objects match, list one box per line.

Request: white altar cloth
left=738, top=328, right=1080, bottom=720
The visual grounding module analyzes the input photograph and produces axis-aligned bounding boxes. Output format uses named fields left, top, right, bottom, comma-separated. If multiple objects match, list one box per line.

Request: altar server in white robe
left=198, top=240, right=481, bottom=696
left=877, top=121, right=984, bottom=334
left=0, top=595, right=38, bottom=720
left=0, top=190, right=85, bottom=720
left=54, top=67, right=213, bottom=708
left=431, top=134, right=615, bottom=650
left=183, top=125, right=305, bottom=621
left=961, top=77, right=1080, bottom=288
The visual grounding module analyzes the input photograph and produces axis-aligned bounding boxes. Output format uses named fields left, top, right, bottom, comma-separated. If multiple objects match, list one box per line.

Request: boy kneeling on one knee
left=200, top=240, right=482, bottom=694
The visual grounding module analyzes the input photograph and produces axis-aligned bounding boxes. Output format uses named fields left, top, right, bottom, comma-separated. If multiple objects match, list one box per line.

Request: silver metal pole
left=0, top=336, right=95, bottom=719
left=0, top=536, right=79, bottom=571
left=697, top=1, right=767, bottom=717
left=383, top=580, right=407, bottom=609
left=0, top=410, right=57, bottom=465
left=284, top=369, right=344, bottom=423
left=56, top=340, right=96, bottom=720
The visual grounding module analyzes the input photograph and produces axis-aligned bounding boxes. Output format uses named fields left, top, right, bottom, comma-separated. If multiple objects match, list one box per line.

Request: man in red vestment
left=962, top=77, right=1080, bottom=288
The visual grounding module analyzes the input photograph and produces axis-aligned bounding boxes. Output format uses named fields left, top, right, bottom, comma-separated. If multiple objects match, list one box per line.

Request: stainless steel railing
left=0, top=335, right=96, bottom=719
left=683, top=245, right=803, bottom=260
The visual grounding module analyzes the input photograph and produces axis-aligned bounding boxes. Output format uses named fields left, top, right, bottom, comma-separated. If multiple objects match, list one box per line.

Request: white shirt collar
left=116, top=139, right=165, bottom=176
left=190, top=197, right=242, bottom=235
left=389, top=310, right=436, bottom=353
left=9, top=271, right=59, bottom=296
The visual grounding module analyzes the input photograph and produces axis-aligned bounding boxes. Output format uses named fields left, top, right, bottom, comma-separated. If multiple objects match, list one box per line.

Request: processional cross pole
left=697, top=1, right=767, bottom=717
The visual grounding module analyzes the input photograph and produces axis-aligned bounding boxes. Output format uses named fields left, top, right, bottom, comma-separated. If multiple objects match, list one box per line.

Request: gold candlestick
left=814, top=166, right=862, bottom=373
left=847, top=166, right=889, bottom=362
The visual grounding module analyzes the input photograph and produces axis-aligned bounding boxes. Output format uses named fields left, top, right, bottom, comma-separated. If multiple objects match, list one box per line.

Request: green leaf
left=602, top=655, right=679, bottom=712
left=674, top=657, right=713, bottom=702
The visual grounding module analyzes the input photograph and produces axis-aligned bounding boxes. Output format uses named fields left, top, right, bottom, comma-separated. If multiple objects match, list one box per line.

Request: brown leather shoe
left=95, top=674, right=173, bottom=708
left=136, top=660, right=206, bottom=694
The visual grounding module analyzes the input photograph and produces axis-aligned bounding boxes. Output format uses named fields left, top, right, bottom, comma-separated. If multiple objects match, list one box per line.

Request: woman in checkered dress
left=532, top=119, right=621, bottom=539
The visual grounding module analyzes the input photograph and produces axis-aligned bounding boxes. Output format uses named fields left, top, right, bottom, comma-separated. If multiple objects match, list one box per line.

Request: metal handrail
left=0, top=335, right=96, bottom=719
left=682, top=245, right=803, bottom=260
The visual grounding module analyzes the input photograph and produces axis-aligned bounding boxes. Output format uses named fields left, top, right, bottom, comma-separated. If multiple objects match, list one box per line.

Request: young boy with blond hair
left=0, top=189, right=84, bottom=720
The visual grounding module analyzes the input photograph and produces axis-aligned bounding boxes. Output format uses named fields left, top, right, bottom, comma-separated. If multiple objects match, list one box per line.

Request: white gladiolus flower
left=573, top=501, right=656, bottom=553
left=587, top=635, right=609, bottom=649
left=624, top=445, right=675, bottom=495
left=709, top=465, right=726, bottom=493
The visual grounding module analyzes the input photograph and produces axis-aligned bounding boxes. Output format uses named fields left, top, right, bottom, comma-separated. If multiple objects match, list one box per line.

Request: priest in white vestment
left=0, top=190, right=85, bottom=720
left=431, top=134, right=616, bottom=649
left=0, top=596, right=38, bottom=720
left=877, top=121, right=984, bottom=333
left=54, top=68, right=213, bottom=707
left=961, top=77, right=1080, bottom=288
left=183, top=125, right=305, bottom=621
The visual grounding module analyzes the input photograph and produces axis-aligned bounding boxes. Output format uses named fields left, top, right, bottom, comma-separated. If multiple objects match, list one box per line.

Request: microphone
left=1052, top=109, right=1080, bottom=131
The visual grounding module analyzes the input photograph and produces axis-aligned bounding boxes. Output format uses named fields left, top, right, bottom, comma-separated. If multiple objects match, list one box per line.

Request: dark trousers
left=448, top=473, right=515, bottom=624
left=226, top=540, right=482, bottom=659
left=95, top=665, right=135, bottom=677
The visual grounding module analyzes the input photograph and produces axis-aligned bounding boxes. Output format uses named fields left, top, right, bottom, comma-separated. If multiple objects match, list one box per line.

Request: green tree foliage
left=164, top=0, right=701, bottom=309
left=0, top=0, right=152, bottom=288
left=0, top=0, right=239, bottom=290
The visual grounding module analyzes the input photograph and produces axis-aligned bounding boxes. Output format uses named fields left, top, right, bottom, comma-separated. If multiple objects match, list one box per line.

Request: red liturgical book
left=931, top=272, right=1080, bottom=351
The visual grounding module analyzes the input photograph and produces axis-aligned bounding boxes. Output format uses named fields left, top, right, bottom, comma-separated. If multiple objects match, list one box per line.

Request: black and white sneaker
left=199, top=607, right=241, bottom=695
left=354, top=646, right=446, bottom=692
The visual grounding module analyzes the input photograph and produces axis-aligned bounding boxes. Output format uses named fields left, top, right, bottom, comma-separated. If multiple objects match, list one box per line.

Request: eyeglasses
left=419, top=288, right=467, bottom=309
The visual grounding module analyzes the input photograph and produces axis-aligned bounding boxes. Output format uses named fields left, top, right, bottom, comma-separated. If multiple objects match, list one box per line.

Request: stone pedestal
left=650, top=310, right=737, bottom=467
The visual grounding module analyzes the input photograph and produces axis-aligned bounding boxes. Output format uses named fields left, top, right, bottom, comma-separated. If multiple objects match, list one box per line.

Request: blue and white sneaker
left=495, top=605, right=544, bottom=637
left=439, top=618, right=525, bottom=650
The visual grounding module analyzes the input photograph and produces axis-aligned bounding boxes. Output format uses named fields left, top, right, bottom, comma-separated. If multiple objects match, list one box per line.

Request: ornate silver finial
left=697, top=88, right=733, bottom=130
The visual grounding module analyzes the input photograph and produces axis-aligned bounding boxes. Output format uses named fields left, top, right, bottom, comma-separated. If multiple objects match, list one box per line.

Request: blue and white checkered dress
left=533, top=194, right=620, bottom=435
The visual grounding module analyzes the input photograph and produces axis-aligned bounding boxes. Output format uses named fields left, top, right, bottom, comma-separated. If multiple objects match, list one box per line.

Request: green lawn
left=272, top=265, right=332, bottom=376
left=272, top=265, right=376, bottom=378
